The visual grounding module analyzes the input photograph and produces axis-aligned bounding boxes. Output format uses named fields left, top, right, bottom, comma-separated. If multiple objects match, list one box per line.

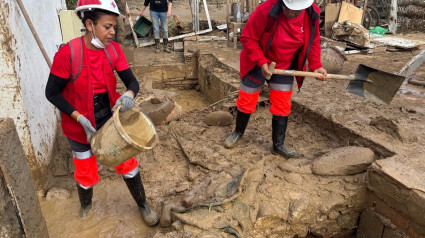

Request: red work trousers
left=236, top=66, right=294, bottom=116
left=73, top=154, right=139, bottom=187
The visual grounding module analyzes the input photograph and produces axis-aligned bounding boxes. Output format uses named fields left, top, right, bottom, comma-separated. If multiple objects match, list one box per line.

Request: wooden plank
left=126, top=2, right=140, bottom=47
left=59, top=10, right=84, bottom=43
left=138, top=28, right=213, bottom=47
left=324, top=3, right=341, bottom=38
left=226, top=0, right=229, bottom=42
left=338, top=2, right=363, bottom=25
left=361, top=0, right=368, bottom=23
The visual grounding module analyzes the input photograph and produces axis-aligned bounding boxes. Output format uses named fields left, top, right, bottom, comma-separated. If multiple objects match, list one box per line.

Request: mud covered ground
left=40, top=1, right=425, bottom=237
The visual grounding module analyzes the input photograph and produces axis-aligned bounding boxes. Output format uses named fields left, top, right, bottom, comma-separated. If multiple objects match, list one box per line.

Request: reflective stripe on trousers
left=236, top=66, right=294, bottom=116
left=69, top=138, right=139, bottom=187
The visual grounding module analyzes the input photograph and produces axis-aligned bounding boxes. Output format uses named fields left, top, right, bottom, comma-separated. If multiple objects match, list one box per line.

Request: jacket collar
left=268, top=1, right=320, bottom=21
left=268, top=0, right=283, bottom=19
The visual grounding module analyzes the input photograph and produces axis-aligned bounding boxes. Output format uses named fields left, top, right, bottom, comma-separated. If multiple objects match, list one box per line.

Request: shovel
left=267, top=62, right=405, bottom=104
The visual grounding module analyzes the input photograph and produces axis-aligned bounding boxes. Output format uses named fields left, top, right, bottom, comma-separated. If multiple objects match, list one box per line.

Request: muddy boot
left=272, top=115, right=300, bottom=159
left=223, top=110, right=251, bottom=149
left=123, top=172, right=159, bottom=227
left=154, top=39, right=161, bottom=53
left=77, top=185, right=93, bottom=218
left=163, top=38, right=171, bottom=53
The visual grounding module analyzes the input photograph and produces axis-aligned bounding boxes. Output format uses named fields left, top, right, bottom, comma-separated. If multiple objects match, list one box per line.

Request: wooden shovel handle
left=267, top=62, right=355, bottom=80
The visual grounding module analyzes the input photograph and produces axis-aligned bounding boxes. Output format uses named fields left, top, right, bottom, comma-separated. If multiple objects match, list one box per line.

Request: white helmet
left=282, top=0, right=314, bottom=10
left=75, top=0, right=121, bottom=17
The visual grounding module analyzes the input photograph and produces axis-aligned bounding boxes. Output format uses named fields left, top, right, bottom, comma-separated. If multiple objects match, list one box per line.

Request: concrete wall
left=0, top=0, right=66, bottom=189
left=0, top=118, right=49, bottom=237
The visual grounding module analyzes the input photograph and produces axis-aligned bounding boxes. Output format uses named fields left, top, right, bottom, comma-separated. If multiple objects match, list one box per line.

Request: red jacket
left=61, top=38, right=121, bottom=144
left=240, top=0, right=322, bottom=90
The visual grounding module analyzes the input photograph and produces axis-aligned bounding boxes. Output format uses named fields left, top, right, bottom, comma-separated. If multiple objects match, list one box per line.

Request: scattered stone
left=204, top=111, right=233, bottom=126
left=174, top=42, right=184, bottom=52
left=213, top=68, right=223, bottom=73
left=45, top=188, right=71, bottom=200
left=312, top=146, right=375, bottom=176
left=176, top=182, right=190, bottom=193
left=187, top=168, right=200, bottom=181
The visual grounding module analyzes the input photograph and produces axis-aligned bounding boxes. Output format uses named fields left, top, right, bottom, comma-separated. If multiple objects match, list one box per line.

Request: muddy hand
left=313, top=67, right=327, bottom=81
left=77, top=115, right=96, bottom=142
left=112, top=92, right=135, bottom=112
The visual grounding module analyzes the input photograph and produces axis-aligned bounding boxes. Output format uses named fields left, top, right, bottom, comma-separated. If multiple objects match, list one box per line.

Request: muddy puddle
left=40, top=179, right=159, bottom=238
left=167, top=88, right=211, bottom=113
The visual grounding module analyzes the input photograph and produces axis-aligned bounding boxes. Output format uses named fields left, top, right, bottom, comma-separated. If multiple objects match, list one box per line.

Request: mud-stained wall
left=0, top=118, right=48, bottom=237
left=0, top=0, right=66, bottom=189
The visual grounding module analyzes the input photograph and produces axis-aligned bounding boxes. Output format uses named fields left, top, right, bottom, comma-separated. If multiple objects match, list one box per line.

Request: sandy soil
left=40, top=2, right=425, bottom=237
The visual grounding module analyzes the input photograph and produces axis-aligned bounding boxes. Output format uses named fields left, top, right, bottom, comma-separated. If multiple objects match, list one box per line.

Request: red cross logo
left=111, top=1, right=116, bottom=8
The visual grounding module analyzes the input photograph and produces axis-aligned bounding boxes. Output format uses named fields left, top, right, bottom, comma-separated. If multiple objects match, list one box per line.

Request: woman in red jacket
left=224, top=0, right=327, bottom=158
left=45, top=0, right=158, bottom=226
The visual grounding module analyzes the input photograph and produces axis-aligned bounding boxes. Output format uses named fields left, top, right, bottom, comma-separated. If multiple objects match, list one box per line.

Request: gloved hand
left=77, top=115, right=96, bottom=142
left=112, top=92, right=135, bottom=112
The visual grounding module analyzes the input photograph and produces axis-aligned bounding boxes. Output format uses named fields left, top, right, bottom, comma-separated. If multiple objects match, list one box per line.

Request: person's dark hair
left=78, top=9, right=118, bottom=27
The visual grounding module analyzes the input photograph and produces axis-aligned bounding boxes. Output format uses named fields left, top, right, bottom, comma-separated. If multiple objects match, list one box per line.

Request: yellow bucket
left=91, top=105, right=159, bottom=167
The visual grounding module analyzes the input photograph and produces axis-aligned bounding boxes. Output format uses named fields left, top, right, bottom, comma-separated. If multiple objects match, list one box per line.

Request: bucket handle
left=113, top=104, right=159, bottom=151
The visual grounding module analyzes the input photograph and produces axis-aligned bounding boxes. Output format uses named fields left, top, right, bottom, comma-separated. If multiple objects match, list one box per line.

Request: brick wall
left=357, top=158, right=425, bottom=238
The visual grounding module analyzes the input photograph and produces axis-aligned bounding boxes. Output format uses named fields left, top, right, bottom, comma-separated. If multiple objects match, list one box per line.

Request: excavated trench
left=41, top=47, right=401, bottom=238
left=122, top=52, right=395, bottom=237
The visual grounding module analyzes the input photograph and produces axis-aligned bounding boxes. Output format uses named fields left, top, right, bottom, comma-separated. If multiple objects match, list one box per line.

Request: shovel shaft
left=271, top=68, right=355, bottom=80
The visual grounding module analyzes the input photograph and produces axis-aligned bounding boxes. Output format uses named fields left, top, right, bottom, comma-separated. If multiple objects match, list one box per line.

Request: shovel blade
left=348, top=64, right=405, bottom=104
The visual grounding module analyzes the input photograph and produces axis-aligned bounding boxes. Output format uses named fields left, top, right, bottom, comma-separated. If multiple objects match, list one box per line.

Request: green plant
left=66, top=0, right=78, bottom=10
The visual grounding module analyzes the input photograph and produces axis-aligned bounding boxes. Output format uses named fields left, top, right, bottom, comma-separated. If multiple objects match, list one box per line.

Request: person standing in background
left=223, top=0, right=327, bottom=159
left=139, top=0, right=173, bottom=53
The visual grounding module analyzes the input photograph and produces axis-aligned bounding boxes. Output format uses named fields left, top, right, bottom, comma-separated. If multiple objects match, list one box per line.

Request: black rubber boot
left=272, top=115, right=300, bottom=159
left=123, top=172, right=159, bottom=227
left=77, top=185, right=93, bottom=218
left=163, top=38, right=171, bottom=53
left=154, top=39, right=161, bottom=53
left=224, top=110, right=251, bottom=149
